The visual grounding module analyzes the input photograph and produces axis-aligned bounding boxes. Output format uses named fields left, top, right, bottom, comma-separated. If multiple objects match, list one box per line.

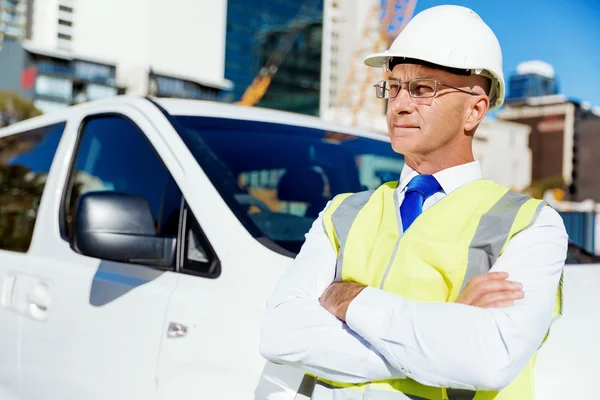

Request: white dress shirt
left=260, top=161, right=568, bottom=391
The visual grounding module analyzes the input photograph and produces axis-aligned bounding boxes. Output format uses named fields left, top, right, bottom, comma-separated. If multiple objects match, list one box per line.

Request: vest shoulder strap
left=322, top=190, right=376, bottom=257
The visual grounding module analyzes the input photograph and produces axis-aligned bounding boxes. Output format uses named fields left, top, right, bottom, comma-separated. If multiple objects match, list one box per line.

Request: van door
left=0, top=122, right=67, bottom=399
left=15, top=106, right=185, bottom=400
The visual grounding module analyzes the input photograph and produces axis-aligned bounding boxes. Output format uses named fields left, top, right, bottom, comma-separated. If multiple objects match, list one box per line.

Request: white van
left=1, top=95, right=599, bottom=400
left=0, top=95, right=404, bottom=399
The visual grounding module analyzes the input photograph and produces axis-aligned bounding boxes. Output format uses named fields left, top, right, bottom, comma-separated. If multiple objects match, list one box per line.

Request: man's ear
left=465, top=95, right=489, bottom=132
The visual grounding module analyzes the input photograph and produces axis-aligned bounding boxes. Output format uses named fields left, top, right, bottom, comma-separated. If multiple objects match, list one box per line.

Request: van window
left=64, top=116, right=182, bottom=241
left=0, top=122, right=66, bottom=252
left=173, top=116, right=404, bottom=254
left=182, top=207, right=220, bottom=277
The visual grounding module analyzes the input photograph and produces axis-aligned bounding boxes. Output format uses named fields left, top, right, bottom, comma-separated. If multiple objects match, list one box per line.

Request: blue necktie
left=400, top=174, right=442, bottom=231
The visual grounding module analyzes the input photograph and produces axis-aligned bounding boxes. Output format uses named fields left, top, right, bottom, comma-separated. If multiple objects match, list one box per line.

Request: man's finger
left=477, top=289, right=524, bottom=307
left=478, top=279, right=522, bottom=292
left=485, top=271, right=510, bottom=280
left=483, top=299, right=516, bottom=308
left=465, top=272, right=510, bottom=295
left=471, top=272, right=509, bottom=285
left=467, top=279, right=522, bottom=302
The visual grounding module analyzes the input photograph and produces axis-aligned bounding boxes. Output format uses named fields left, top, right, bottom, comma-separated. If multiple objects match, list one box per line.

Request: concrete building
left=29, top=0, right=74, bottom=51
left=497, top=61, right=600, bottom=201
left=320, top=0, right=386, bottom=131
left=320, top=0, right=414, bottom=132
left=319, top=0, right=371, bottom=118
left=498, top=95, right=600, bottom=201
left=0, top=38, right=123, bottom=113
left=26, top=0, right=232, bottom=100
left=473, top=119, right=532, bottom=191
left=567, top=115, right=600, bottom=202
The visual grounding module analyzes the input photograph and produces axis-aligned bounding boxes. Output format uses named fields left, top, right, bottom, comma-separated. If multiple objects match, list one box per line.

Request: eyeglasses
left=374, top=78, right=479, bottom=99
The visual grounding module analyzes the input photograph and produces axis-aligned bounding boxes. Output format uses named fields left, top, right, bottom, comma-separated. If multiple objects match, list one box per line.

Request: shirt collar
left=398, top=160, right=483, bottom=195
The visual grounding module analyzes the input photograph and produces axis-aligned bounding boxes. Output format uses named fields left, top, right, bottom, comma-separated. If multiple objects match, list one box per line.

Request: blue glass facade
left=506, top=73, right=559, bottom=101
left=149, top=73, right=227, bottom=102
left=225, top=0, right=323, bottom=115
left=36, top=59, right=117, bottom=86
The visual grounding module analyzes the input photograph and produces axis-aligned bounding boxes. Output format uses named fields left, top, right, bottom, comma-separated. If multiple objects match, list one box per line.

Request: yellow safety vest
left=296, top=179, right=563, bottom=400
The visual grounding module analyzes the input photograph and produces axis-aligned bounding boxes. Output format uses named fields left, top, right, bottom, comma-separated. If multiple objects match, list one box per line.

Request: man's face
left=386, top=63, right=480, bottom=157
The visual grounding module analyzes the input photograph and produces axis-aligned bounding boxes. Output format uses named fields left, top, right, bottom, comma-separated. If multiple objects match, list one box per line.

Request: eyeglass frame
left=374, top=78, right=479, bottom=99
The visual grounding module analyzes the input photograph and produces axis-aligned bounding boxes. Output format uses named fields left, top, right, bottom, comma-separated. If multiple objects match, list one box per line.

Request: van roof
left=0, top=96, right=389, bottom=143
left=154, top=98, right=389, bottom=142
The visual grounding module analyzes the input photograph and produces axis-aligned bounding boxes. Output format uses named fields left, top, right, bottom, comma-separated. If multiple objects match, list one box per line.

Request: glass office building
left=506, top=73, right=559, bottom=101
left=225, top=0, right=323, bottom=116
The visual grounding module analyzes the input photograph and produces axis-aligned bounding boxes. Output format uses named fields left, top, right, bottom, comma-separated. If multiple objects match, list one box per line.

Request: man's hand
left=456, top=272, right=524, bottom=308
left=320, top=281, right=367, bottom=321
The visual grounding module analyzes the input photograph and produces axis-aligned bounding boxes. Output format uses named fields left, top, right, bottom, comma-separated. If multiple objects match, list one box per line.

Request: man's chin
left=389, top=137, right=416, bottom=156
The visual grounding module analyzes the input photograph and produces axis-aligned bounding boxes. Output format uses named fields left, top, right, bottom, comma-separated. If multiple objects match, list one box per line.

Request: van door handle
left=0, top=275, right=16, bottom=308
left=27, top=283, right=51, bottom=320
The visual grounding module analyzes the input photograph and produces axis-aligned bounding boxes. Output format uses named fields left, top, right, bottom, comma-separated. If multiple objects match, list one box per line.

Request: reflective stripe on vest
left=297, top=179, right=561, bottom=400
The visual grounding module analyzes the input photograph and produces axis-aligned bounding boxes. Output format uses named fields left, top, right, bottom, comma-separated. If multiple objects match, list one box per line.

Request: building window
left=86, top=84, right=117, bottom=101
left=37, top=60, right=72, bottom=76
left=74, top=61, right=115, bottom=84
left=152, top=74, right=223, bottom=101
left=36, top=75, right=72, bottom=100
left=58, top=19, right=72, bottom=26
left=3, top=0, right=19, bottom=10
left=57, top=33, right=72, bottom=40
left=58, top=5, right=73, bottom=12
left=3, top=24, right=23, bottom=38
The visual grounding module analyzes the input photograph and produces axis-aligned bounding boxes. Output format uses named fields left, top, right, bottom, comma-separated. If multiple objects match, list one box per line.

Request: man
left=260, top=5, right=567, bottom=400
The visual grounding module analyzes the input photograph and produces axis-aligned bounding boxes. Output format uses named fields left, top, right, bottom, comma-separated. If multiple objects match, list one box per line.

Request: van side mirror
left=71, top=192, right=176, bottom=268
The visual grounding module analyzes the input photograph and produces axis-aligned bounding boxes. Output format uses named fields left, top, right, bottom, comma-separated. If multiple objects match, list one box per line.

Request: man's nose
left=388, top=85, right=414, bottom=115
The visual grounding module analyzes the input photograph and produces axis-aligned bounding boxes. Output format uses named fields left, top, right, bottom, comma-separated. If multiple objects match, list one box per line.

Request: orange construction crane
left=236, top=0, right=321, bottom=107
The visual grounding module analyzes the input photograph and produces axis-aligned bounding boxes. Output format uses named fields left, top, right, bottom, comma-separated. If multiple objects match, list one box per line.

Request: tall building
left=506, top=61, right=560, bottom=101
left=256, top=18, right=323, bottom=115
left=15, top=0, right=232, bottom=104
left=320, top=0, right=373, bottom=122
left=320, top=0, right=416, bottom=131
left=28, top=0, right=74, bottom=51
left=224, top=0, right=324, bottom=115
left=0, top=0, right=29, bottom=44
left=498, top=95, right=600, bottom=201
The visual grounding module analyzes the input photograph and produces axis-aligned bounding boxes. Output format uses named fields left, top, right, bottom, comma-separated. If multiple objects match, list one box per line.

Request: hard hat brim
left=363, top=53, right=389, bottom=68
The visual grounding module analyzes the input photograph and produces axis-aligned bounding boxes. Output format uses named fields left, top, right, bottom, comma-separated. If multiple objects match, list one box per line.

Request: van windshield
left=173, top=116, right=404, bottom=255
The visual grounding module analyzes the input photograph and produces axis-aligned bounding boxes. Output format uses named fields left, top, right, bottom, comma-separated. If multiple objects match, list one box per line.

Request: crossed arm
left=259, top=207, right=567, bottom=391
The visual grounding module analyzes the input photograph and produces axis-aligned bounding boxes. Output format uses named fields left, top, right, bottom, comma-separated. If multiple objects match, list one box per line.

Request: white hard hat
left=365, top=5, right=505, bottom=109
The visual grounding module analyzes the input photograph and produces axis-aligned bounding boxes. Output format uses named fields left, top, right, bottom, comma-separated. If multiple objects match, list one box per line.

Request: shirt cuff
left=346, top=286, right=408, bottom=346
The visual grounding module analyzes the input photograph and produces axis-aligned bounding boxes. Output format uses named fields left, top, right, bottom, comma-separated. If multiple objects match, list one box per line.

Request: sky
left=412, top=0, right=600, bottom=109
